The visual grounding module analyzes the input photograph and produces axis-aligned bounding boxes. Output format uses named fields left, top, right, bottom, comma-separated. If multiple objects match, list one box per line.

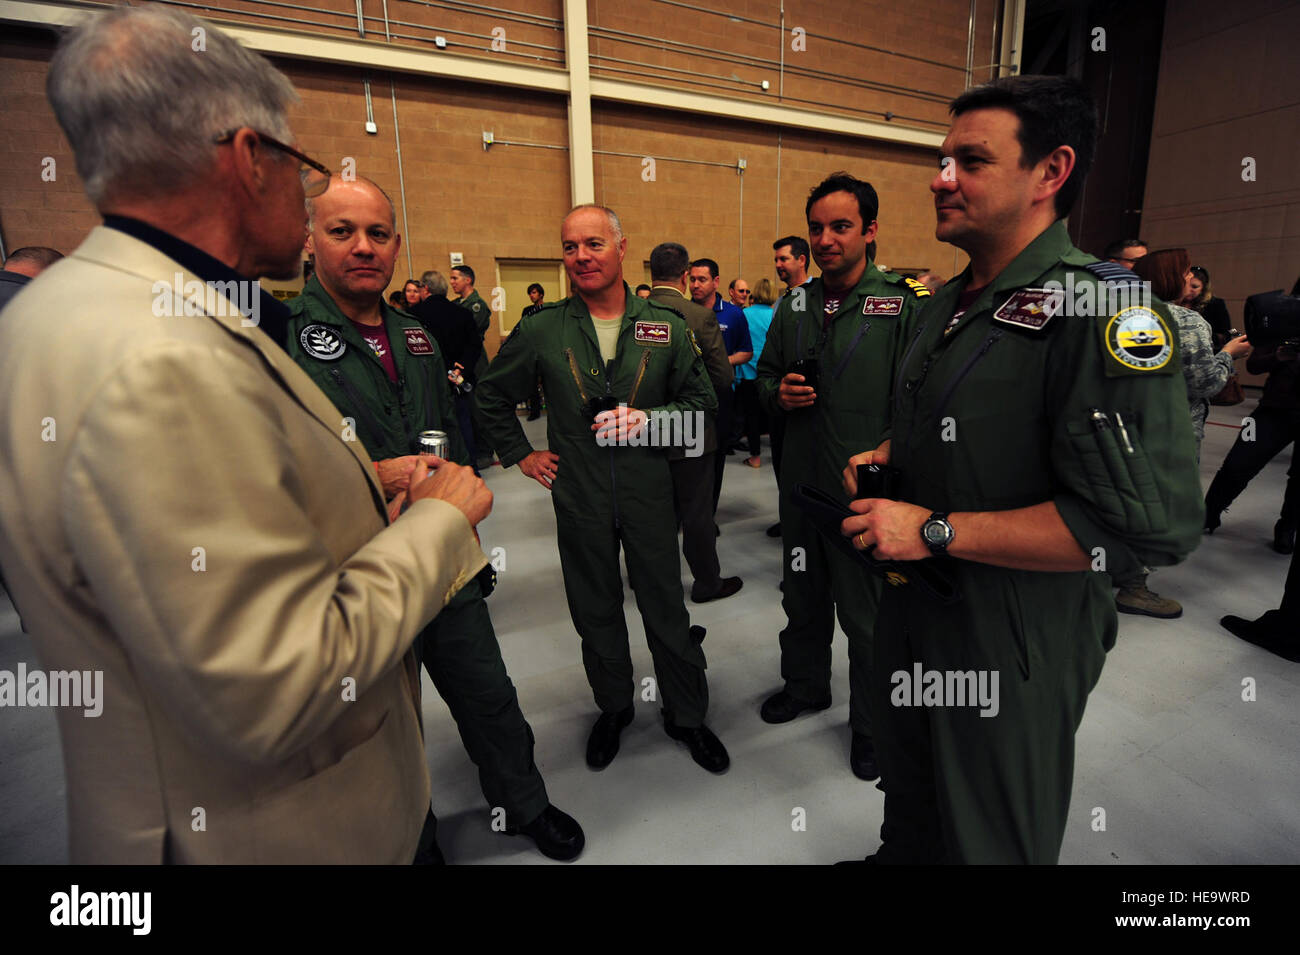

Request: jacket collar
left=77, top=225, right=385, bottom=508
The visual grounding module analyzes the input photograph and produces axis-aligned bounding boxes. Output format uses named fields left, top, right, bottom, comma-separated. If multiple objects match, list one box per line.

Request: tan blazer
left=0, top=226, right=488, bottom=863
left=647, top=285, right=732, bottom=457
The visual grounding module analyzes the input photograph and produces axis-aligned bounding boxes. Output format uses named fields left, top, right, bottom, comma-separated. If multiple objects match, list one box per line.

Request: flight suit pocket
left=1066, top=415, right=1168, bottom=535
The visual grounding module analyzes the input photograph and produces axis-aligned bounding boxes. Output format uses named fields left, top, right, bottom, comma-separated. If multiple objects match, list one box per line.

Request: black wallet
left=790, top=482, right=961, bottom=605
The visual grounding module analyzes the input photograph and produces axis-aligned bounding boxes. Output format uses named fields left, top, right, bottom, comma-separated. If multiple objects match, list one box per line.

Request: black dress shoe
left=506, top=804, right=585, bottom=861
left=690, top=624, right=707, bottom=645
left=586, top=705, right=634, bottom=769
left=766, top=522, right=782, bottom=538
left=1221, top=612, right=1300, bottom=662
left=663, top=718, right=730, bottom=773
left=691, top=576, right=743, bottom=603
left=850, top=732, right=879, bottom=781
left=760, top=689, right=831, bottom=724
left=1273, top=520, right=1296, bottom=554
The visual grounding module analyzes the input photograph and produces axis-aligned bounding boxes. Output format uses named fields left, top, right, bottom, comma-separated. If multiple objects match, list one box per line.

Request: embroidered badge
left=992, top=288, right=1063, bottom=331
left=403, top=327, right=434, bottom=355
left=1104, top=306, right=1173, bottom=372
left=861, top=296, right=904, bottom=316
left=634, top=320, right=671, bottom=345
left=299, top=324, right=346, bottom=361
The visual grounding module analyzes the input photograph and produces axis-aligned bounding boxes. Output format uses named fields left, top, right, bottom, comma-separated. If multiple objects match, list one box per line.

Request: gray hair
left=566, top=203, right=624, bottom=242
left=421, top=270, right=448, bottom=296
left=47, top=4, right=298, bottom=205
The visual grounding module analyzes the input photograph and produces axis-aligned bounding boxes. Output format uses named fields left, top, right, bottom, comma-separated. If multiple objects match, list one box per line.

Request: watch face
left=924, top=520, right=951, bottom=545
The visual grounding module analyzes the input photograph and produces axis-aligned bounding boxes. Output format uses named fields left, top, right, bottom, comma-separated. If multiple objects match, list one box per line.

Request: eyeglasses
left=213, top=128, right=331, bottom=197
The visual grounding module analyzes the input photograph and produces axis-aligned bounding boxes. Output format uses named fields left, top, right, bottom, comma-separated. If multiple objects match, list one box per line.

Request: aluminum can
left=417, top=429, right=449, bottom=460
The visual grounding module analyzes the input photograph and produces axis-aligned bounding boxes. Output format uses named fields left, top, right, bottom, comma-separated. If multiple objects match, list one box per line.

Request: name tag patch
left=861, top=296, right=904, bottom=316
left=403, top=327, right=434, bottom=355
left=634, top=320, right=671, bottom=345
left=992, top=288, right=1062, bottom=331
left=299, top=323, right=346, bottom=361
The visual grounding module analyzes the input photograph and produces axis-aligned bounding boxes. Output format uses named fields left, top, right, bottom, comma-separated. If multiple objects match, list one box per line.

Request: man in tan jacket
left=0, top=5, right=491, bottom=863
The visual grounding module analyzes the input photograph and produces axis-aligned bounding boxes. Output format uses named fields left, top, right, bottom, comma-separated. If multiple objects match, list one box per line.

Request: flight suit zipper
left=932, top=329, right=1005, bottom=420
left=893, top=321, right=928, bottom=416
left=603, top=365, right=620, bottom=531
left=565, top=347, right=589, bottom=404
left=329, top=368, right=387, bottom=452
left=626, top=349, right=651, bottom=408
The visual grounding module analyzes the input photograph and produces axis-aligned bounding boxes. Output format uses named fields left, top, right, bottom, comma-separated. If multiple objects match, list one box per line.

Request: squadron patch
left=861, top=296, right=904, bottom=316
left=299, top=323, right=346, bottom=361
left=634, top=320, right=671, bottom=345
left=403, top=327, right=434, bottom=355
left=1103, top=306, right=1174, bottom=374
left=686, top=327, right=703, bottom=357
left=903, top=277, right=932, bottom=297
left=992, top=288, right=1062, bottom=331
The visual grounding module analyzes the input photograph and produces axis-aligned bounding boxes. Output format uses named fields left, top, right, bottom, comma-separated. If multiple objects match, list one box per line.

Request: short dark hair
left=650, top=242, right=690, bottom=282
left=773, top=235, right=810, bottom=267
left=451, top=264, right=475, bottom=285
left=805, top=172, right=879, bottom=230
left=950, top=75, right=1098, bottom=220
left=527, top=282, right=544, bottom=296
left=1103, top=238, right=1149, bottom=260
left=635, top=283, right=651, bottom=293
left=4, top=246, right=63, bottom=269
left=1133, top=248, right=1190, bottom=304
left=690, top=258, right=720, bottom=279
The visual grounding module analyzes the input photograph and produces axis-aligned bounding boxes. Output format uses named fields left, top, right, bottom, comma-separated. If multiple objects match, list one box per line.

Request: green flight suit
left=284, top=276, right=549, bottom=825
left=873, top=221, right=1203, bottom=863
left=755, top=263, right=927, bottom=736
left=460, top=289, right=492, bottom=383
left=475, top=285, right=719, bottom=726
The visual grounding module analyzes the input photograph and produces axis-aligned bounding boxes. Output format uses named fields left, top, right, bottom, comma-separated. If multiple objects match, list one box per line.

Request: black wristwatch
left=921, top=512, right=955, bottom=556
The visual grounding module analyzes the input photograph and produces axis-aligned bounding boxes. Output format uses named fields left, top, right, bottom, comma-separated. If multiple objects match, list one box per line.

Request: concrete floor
left=2, top=401, right=1297, bottom=865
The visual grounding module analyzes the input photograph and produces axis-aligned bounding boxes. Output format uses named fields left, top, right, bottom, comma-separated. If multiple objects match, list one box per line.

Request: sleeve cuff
left=1054, top=491, right=1144, bottom=578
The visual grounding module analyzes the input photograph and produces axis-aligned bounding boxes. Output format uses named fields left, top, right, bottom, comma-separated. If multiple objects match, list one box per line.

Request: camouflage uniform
left=1172, top=302, right=1234, bottom=457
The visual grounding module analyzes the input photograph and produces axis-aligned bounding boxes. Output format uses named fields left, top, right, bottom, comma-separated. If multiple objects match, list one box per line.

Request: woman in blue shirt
left=737, top=278, right=776, bottom=467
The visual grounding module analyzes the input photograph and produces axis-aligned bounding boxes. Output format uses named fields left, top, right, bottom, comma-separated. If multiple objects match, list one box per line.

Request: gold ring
left=856, top=533, right=867, bottom=549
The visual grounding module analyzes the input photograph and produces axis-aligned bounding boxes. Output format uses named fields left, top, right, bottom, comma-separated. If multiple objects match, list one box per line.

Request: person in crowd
left=1183, top=264, right=1234, bottom=348
left=728, top=277, right=751, bottom=307
left=690, top=257, right=752, bottom=516
left=0, top=246, right=63, bottom=312
left=284, top=176, right=584, bottom=862
left=841, top=75, right=1202, bottom=863
left=476, top=204, right=730, bottom=775
left=0, top=3, right=493, bottom=864
left=1203, top=278, right=1300, bottom=555
left=635, top=283, right=652, bottom=298
left=408, top=270, right=483, bottom=470
left=737, top=277, right=776, bottom=467
left=647, top=242, right=742, bottom=603
left=755, top=172, right=929, bottom=782
left=1103, top=237, right=1148, bottom=269
left=522, top=282, right=547, bottom=419
left=1107, top=249, right=1252, bottom=618
left=764, top=236, right=812, bottom=538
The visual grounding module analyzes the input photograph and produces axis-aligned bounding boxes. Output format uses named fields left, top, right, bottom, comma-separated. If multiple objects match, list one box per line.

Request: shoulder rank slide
left=1084, top=260, right=1144, bottom=285
left=903, top=276, right=931, bottom=297
left=992, top=288, right=1062, bottom=331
